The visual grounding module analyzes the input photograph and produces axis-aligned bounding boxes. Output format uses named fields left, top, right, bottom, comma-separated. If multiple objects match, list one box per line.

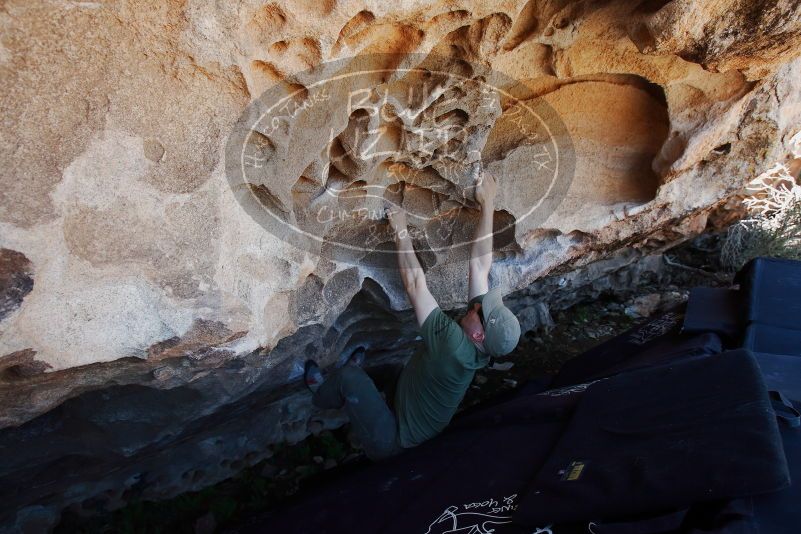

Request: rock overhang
left=0, top=1, right=800, bottom=525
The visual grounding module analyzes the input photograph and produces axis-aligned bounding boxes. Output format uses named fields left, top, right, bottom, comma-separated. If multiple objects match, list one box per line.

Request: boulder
left=0, top=0, right=800, bottom=526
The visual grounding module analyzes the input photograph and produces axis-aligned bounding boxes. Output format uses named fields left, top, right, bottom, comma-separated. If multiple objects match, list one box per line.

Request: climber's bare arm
left=387, top=206, right=438, bottom=327
left=469, top=171, right=497, bottom=300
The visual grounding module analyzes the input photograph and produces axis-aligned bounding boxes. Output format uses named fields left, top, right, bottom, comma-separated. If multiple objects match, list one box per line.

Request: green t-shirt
left=394, top=306, right=490, bottom=448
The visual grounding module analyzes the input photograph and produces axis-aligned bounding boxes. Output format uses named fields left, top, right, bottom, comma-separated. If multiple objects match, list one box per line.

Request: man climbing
left=304, top=171, right=521, bottom=460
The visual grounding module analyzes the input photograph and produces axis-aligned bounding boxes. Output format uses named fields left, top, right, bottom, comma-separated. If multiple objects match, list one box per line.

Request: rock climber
left=303, top=170, right=521, bottom=460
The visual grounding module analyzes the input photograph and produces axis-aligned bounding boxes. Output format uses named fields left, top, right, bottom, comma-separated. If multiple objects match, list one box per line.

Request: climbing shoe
left=304, top=360, right=324, bottom=394
left=346, top=347, right=366, bottom=367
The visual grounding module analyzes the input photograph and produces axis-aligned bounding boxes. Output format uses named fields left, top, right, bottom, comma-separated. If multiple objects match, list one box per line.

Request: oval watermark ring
left=225, top=53, right=575, bottom=268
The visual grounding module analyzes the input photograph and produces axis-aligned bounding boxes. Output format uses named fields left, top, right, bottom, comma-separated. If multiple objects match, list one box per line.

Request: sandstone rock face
left=630, top=0, right=801, bottom=80
left=2, top=0, right=798, bottom=377
left=0, top=0, right=800, bottom=527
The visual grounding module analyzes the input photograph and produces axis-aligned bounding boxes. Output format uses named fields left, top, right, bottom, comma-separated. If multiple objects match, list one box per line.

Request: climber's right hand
left=385, top=205, right=408, bottom=236
left=475, top=171, right=497, bottom=207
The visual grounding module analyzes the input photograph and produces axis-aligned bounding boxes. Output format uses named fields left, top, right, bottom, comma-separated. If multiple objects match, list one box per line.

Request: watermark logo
left=225, top=54, right=574, bottom=268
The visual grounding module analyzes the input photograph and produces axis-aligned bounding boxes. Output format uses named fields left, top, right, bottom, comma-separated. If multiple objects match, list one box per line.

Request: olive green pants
left=312, top=365, right=404, bottom=460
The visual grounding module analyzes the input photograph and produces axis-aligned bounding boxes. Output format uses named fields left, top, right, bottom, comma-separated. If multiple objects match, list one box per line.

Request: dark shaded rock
left=194, top=512, right=216, bottom=534
left=0, top=349, right=50, bottom=380
left=259, top=463, right=279, bottom=478
left=0, top=248, right=33, bottom=322
left=152, top=365, right=177, bottom=381
left=323, top=458, right=338, bottom=470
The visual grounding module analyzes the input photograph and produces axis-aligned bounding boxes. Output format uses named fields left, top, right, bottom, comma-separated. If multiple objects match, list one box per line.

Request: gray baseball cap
left=480, top=287, right=521, bottom=357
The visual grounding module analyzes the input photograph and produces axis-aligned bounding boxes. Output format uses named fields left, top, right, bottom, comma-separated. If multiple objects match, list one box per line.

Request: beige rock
left=625, top=293, right=662, bottom=318
left=630, top=0, right=801, bottom=80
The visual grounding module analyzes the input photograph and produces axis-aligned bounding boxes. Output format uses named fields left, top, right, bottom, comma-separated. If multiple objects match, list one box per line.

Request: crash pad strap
left=771, top=390, right=801, bottom=428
